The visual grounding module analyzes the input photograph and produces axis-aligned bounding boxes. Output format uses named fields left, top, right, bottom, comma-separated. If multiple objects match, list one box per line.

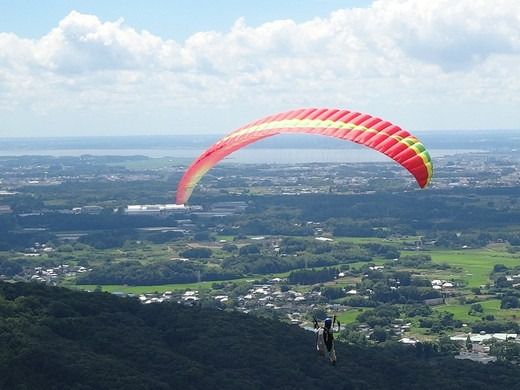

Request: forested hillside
left=1, top=282, right=519, bottom=389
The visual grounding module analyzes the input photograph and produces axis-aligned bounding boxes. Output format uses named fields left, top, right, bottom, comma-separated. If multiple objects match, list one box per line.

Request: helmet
left=324, top=317, right=332, bottom=328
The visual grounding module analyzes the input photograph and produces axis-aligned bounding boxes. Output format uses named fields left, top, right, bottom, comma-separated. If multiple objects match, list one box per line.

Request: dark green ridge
left=1, top=281, right=519, bottom=390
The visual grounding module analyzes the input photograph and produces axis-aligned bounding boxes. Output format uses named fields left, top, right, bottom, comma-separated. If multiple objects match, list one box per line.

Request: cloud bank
left=1, top=0, right=519, bottom=135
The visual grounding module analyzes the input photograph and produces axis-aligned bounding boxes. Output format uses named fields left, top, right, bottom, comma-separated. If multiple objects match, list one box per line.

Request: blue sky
left=0, top=0, right=372, bottom=40
left=0, top=0, right=519, bottom=137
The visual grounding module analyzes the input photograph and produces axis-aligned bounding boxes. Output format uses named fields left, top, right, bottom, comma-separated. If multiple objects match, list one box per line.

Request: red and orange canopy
left=176, top=108, right=433, bottom=204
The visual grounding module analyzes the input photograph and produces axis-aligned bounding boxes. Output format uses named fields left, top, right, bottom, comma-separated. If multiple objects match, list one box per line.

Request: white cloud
left=0, top=1, right=519, bottom=136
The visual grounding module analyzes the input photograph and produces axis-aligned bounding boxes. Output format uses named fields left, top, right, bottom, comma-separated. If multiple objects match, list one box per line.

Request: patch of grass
left=43, top=199, right=68, bottom=207
left=403, top=247, right=520, bottom=288
left=434, top=303, right=475, bottom=323
left=336, top=308, right=368, bottom=324
left=433, top=299, right=520, bottom=323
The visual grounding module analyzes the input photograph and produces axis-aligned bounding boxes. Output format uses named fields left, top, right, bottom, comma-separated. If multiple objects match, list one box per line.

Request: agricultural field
left=336, top=308, right=369, bottom=325
left=433, top=299, right=520, bottom=324
left=404, top=244, right=520, bottom=288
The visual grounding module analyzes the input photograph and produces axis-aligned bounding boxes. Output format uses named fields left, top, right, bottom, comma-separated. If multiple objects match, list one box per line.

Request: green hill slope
left=0, top=281, right=518, bottom=390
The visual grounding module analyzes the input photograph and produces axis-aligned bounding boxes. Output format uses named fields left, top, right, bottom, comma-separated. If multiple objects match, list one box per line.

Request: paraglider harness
left=314, top=315, right=340, bottom=362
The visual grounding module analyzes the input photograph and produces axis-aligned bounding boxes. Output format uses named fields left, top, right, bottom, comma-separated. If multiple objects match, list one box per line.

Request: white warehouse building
left=125, top=204, right=201, bottom=216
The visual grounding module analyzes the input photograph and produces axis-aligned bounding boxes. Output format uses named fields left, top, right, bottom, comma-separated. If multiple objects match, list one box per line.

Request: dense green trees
left=0, top=230, right=56, bottom=251
left=77, top=260, right=240, bottom=285
left=489, top=340, right=520, bottom=362
left=0, top=257, right=24, bottom=276
left=357, top=305, right=400, bottom=328
left=472, top=320, right=519, bottom=334
left=418, top=312, right=462, bottom=333
left=320, top=286, right=346, bottom=300
left=1, top=281, right=520, bottom=389
left=501, top=294, right=520, bottom=309
left=19, top=213, right=179, bottom=232
left=242, top=190, right=520, bottom=248
left=288, top=268, right=338, bottom=285
left=238, top=244, right=261, bottom=256
left=180, top=247, right=213, bottom=258
left=240, top=218, right=314, bottom=236
left=78, top=260, right=200, bottom=284
left=358, top=269, right=442, bottom=305
left=79, top=230, right=130, bottom=249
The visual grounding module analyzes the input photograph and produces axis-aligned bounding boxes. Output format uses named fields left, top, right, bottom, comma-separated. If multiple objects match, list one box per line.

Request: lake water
left=0, top=148, right=482, bottom=164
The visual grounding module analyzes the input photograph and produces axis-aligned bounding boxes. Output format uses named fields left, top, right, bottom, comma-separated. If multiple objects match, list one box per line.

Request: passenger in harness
left=314, top=315, right=340, bottom=366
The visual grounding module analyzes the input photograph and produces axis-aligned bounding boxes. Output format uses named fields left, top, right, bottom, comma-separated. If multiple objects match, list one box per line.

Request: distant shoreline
left=0, top=148, right=485, bottom=164
left=0, top=131, right=518, bottom=152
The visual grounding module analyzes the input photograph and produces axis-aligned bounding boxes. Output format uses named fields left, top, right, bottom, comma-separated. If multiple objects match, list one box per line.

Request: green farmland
left=434, top=299, right=520, bottom=324
left=404, top=246, right=520, bottom=288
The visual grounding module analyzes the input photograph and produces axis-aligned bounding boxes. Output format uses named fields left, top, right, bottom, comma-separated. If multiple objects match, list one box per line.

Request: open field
left=336, top=308, right=368, bottom=324
left=403, top=246, right=520, bottom=288
left=434, top=299, right=520, bottom=323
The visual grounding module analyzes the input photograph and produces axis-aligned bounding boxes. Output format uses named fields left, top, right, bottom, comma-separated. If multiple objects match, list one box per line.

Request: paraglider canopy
left=176, top=108, right=433, bottom=204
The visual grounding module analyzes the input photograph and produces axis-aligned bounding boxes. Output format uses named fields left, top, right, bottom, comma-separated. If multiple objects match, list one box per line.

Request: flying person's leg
left=329, top=346, right=337, bottom=365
